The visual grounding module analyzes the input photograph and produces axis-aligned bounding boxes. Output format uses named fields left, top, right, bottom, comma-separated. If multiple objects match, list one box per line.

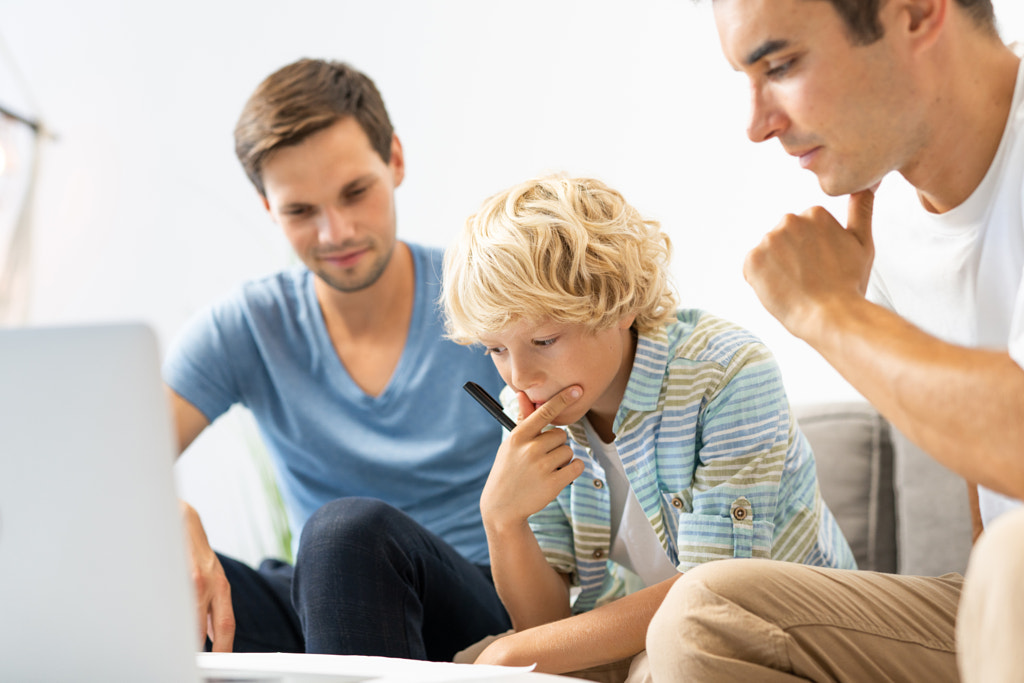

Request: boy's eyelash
left=533, top=337, right=557, bottom=347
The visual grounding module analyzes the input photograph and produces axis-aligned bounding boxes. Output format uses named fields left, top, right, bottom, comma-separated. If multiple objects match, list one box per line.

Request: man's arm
left=168, top=386, right=211, bottom=454
left=475, top=574, right=681, bottom=673
left=166, top=386, right=236, bottom=652
left=814, top=303, right=1024, bottom=500
left=968, top=481, right=984, bottom=544
left=744, top=191, right=1024, bottom=501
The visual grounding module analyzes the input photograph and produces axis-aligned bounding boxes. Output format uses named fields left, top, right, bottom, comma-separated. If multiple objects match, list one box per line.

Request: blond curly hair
left=443, top=175, right=677, bottom=345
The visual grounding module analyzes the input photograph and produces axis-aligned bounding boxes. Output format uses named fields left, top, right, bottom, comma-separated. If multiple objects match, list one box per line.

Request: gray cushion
left=891, top=428, right=972, bottom=576
left=794, top=402, right=897, bottom=573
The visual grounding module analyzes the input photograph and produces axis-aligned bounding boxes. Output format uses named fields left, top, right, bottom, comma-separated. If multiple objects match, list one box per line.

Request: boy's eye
left=484, top=346, right=506, bottom=356
left=345, top=186, right=367, bottom=201
left=284, top=206, right=312, bottom=217
left=532, top=337, right=557, bottom=348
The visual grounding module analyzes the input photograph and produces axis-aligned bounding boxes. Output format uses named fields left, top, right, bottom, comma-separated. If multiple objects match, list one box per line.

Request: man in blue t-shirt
left=163, top=58, right=509, bottom=661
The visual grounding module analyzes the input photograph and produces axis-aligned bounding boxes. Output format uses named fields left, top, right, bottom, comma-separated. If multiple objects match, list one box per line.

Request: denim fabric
left=217, top=497, right=510, bottom=661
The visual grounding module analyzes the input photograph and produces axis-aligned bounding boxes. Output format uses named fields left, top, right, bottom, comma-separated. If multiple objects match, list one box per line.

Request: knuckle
left=779, top=212, right=801, bottom=227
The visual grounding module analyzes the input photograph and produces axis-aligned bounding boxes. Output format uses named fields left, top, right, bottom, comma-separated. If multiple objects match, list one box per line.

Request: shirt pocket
left=664, top=492, right=774, bottom=569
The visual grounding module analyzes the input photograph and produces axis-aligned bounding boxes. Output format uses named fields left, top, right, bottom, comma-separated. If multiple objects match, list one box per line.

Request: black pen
left=463, top=381, right=517, bottom=431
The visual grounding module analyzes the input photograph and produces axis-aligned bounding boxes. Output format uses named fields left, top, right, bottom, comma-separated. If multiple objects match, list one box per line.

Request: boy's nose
left=509, top=358, right=541, bottom=393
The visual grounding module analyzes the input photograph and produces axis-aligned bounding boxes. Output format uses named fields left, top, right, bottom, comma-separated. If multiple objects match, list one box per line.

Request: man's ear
left=389, top=134, right=405, bottom=188
left=894, top=0, right=947, bottom=53
left=259, top=193, right=279, bottom=225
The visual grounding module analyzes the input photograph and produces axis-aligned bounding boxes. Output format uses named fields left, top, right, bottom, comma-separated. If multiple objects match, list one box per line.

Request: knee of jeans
left=297, top=497, right=408, bottom=559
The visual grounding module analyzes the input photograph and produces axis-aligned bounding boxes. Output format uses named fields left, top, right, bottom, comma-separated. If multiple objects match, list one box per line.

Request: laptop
left=0, top=323, right=368, bottom=682
left=0, top=323, right=535, bottom=683
left=0, top=322, right=205, bottom=682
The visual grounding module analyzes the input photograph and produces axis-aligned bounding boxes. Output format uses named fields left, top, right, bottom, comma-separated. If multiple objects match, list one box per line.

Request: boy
left=441, top=175, right=855, bottom=680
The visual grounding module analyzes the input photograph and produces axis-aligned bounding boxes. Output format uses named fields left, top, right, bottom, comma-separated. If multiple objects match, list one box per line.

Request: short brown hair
left=234, top=59, right=394, bottom=195
left=821, top=0, right=995, bottom=44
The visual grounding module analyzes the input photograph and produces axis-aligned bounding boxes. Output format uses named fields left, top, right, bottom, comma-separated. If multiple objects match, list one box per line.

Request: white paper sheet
left=197, top=652, right=535, bottom=683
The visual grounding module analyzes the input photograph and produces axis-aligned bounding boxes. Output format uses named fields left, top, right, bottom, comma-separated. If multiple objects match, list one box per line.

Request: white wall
left=4, top=0, right=1024, bottom=563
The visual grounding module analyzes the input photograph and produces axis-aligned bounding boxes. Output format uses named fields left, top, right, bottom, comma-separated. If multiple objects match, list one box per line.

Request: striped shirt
left=505, top=309, right=856, bottom=612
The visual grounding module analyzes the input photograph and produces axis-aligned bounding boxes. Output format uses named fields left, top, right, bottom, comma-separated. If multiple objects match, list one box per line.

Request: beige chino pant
left=647, top=506, right=1024, bottom=682
left=457, top=509, right=1024, bottom=682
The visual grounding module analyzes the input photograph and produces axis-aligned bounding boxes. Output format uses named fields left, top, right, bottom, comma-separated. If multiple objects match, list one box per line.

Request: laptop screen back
left=0, top=323, right=200, bottom=683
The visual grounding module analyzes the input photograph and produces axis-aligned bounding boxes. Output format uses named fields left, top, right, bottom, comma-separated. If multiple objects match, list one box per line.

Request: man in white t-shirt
left=646, top=1, right=1024, bottom=682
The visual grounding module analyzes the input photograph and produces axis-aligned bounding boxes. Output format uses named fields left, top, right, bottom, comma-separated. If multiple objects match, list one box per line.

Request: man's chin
left=814, top=174, right=852, bottom=197
left=814, top=170, right=883, bottom=198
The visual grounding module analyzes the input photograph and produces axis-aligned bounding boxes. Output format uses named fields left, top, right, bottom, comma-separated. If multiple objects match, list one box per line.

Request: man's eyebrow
left=341, top=173, right=375, bottom=193
left=745, top=39, right=790, bottom=66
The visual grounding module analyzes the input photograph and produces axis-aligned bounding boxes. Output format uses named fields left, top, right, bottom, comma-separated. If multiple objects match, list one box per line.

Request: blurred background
left=3, top=0, right=1023, bottom=564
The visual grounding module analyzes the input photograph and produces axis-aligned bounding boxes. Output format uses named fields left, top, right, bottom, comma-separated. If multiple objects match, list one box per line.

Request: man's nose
left=316, top=207, right=356, bottom=242
left=747, top=84, right=785, bottom=143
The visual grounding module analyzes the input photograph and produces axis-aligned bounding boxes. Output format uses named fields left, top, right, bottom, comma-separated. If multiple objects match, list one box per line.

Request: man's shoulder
left=226, top=265, right=311, bottom=311
left=404, top=241, right=445, bottom=281
left=191, top=265, right=312, bottom=335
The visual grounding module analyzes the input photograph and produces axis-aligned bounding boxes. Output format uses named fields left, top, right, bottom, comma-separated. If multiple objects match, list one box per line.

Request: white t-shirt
left=583, top=419, right=679, bottom=587
left=867, top=48, right=1024, bottom=528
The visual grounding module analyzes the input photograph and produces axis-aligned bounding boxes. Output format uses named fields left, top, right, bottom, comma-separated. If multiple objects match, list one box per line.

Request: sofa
left=794, top=402, right=973, bottom=576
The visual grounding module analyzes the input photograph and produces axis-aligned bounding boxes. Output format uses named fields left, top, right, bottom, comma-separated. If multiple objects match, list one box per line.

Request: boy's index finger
left=517, top=385, right=582, bottom=434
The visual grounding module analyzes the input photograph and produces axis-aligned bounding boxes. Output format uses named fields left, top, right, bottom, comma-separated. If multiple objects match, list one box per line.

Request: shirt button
left=592, top=549, right=605, bottom=559
left=732, top=507, right=747, bottom=521
left=671, top=497, right=683, bottom=509
left=593, top=479, right=604, bottom=489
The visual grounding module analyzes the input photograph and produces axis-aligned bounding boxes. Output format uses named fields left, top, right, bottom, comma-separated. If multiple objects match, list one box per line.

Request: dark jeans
left=216, top=497, right=511, bottom=661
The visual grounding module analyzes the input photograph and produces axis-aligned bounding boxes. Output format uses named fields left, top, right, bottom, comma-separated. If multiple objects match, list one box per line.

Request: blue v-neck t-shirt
left=163, top=242, right=504, bottom=564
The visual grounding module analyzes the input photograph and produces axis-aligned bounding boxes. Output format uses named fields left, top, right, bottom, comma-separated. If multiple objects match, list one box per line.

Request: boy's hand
left=481, top=385, right=586, bottom=530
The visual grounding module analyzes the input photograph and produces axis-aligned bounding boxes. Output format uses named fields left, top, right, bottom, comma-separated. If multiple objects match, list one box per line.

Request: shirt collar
left=567, top=324, right=669, bottom=445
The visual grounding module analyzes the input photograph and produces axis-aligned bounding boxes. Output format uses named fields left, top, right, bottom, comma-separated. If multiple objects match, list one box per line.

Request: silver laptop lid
left=0, top=322, right=200, bottom=683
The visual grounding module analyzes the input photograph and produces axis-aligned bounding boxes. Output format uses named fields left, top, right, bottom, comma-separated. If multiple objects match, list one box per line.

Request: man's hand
left=179, top=500, right=235, bottom=652
left=480, top=386, right=585, bottom=531
left=743, top=189, right=876, bottom=342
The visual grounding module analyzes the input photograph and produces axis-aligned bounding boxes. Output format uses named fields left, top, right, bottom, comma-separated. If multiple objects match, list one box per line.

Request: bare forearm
left=477, top=574, right=681, bottom=674
left=810, top=298, right=1024, bottom=499
left=486, top=520, right=572, bottom=630
left=967, top=481, right=984, bottom=543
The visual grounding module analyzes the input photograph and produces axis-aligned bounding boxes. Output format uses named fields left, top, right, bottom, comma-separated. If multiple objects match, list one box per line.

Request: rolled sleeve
left=673, top=344, right=789, bottom=569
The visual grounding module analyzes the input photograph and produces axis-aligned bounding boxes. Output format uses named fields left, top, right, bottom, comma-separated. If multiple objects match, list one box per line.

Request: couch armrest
left=794, top=402, right=897, bottom=573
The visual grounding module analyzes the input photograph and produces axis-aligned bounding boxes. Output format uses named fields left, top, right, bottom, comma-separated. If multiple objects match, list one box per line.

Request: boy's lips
left=526, top=396, right=549, bottom=412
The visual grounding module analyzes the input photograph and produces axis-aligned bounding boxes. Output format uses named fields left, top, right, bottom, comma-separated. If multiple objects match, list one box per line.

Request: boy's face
left=260, top=116, right=405, bottom=293
left=714, top=0, right=925, bottom=196
left=479, top=316, right=636, bottom=430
